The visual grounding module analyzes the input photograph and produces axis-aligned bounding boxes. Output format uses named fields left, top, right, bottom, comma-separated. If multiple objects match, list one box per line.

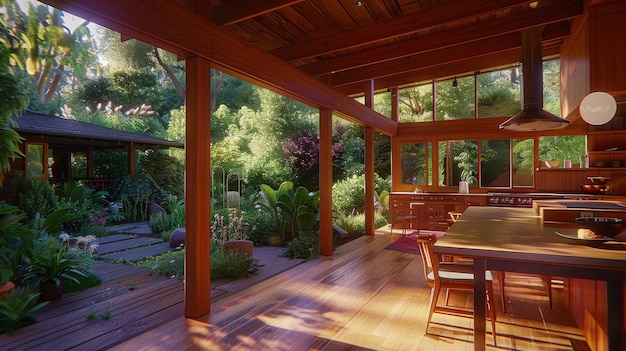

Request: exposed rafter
left=211, top=0, right=305, bottom=26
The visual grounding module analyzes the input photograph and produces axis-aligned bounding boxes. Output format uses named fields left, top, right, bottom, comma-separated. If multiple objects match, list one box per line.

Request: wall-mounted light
left=452, top=76, right=458, bottom=88
left=580, top=92, right=617, bottom=125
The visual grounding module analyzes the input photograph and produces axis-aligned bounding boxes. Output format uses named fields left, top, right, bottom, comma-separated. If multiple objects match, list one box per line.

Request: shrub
left=281, top=231, right=319, bottom=260
left=210, top=249, right=252, bottom=279
left=242, top=209, right=274, bottom=245
left=149, top=212, right=173, bottom=234
left=332, top=173, right=390, bottom=215
left=11, top=177, right=58, bottom=221
left=140, top=150, right=184, bottom=199
left=140, top=250, right=185, bottom=279
left=107, top=173, right=169, bottom=222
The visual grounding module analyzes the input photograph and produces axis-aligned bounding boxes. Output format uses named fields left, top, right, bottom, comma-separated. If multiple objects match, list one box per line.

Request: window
left=512, top=138, right=534, bottom=187
left=480, top=139, right=511, bottom=187
left=435, top=76, right=475, bottom=121
left=439, top=140, right=479, bottom=186
left=26, top=143, right=47, bottom=179
left=400, top=142, right=432, bottom=185
left=477, top=67, right=521, bottom=118
left=538, top=135, right=586, bottom=168
left=398, top=84, right=433, bottom=122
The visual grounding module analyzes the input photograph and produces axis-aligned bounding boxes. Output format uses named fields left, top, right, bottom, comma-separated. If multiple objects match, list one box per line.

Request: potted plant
left=22, top=249, right=86, bottom=301
left=211, top=208, right=254, bottom=257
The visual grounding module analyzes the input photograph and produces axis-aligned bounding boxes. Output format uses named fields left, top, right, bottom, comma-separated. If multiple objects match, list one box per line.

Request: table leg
left=607, top=271, right=624, bottom=351
left=474, top=258, right=486, bottom=351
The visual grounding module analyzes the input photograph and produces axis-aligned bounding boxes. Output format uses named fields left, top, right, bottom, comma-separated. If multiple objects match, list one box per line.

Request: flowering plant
left=210, top=208, right=254, bottom=246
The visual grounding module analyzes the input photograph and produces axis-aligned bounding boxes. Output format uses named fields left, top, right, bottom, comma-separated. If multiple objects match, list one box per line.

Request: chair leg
left=425, top=284, right=441, bottom=334
left=445, top=288, right=450, bottom=306
left=541, top=275, right=553, bottom=309
left=497, top=271, right=506, bottom=313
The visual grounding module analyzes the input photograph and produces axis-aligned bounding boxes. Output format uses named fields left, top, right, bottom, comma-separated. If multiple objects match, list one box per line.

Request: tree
left=4, top=2, right=95, bottom=105
left=0, top=15, right=30, bottom=186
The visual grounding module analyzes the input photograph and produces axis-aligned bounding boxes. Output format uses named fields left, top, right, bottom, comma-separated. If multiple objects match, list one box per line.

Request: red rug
left=384, top=231, right=445, bottom=254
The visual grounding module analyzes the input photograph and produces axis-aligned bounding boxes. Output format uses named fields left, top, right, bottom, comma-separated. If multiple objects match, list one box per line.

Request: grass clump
left=139, top=250, right=185, bottom=279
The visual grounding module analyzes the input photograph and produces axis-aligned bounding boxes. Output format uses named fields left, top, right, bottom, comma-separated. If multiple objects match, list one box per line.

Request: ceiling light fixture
left=579, top=92, right=617, bottom=125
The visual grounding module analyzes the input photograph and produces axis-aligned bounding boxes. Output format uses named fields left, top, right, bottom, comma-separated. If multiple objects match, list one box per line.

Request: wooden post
left=128, top=142, right=136, bottom=177
left=184, top=56, right=212, bottom=318
left=364, top=80, right=375, bottom=235
left=319, top=109, right=333, bottom=256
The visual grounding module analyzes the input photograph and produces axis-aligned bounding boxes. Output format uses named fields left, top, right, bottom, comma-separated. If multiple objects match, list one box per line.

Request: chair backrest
left=416, top=234, right=440, bottom=287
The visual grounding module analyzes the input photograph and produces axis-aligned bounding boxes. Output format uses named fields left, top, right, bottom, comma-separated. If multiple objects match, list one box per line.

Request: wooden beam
left=299, top=1, right=582, bottom=76
left=270, top=0, right=536, bottom=62
left=39, top=0, right=396, bottom=136
left=331, top=22, right=570, bottom=88
left=336, top=43, right=562, bottom=96
left=211, top=0, right=304, bottom=26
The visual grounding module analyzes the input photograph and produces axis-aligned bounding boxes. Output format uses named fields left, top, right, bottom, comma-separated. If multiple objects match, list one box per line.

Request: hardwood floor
left=111, top=231, right=589, bottom=351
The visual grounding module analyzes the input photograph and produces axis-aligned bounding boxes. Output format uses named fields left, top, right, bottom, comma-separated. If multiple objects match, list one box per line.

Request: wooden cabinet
left=587, top=130, right=626, bottom=169
left=389, top=193, right=486, bottom=231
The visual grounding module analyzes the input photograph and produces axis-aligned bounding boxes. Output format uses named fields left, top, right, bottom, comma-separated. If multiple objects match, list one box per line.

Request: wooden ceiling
left=209, top=0, right=583, bottom=96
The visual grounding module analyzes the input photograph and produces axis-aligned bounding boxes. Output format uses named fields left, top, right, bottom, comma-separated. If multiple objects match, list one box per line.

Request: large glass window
left=435, top=76, right=475, bottom=121
left=398, top=84, right=433, bottom=122
left=480, top=139, right=511, bottom=187
left=477, top=67, right=521, bottom=118
left=538, top=135, right=586, bottom=168
left=400, top=142, right=432, bottom=186
left=439, top=140, right=479, bottom=186
left=513, top=138, right=535, bottom=187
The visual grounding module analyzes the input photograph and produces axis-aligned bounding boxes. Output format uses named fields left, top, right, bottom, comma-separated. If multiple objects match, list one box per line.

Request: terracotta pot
left=267, top=235, right=282, bottom=247
left=222, top=240, right=253, bottom=257
left=0, top=281, right=15, bottom=301
left=40, top=280, right=64, bottom=301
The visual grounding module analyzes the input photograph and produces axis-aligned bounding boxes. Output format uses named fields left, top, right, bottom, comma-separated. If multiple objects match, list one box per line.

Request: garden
left=0, top=1, right=392, bottom=334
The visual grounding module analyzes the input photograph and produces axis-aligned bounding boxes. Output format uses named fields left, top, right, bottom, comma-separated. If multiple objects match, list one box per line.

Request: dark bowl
left=587, top=176, right=611, bottom=185
left=575, top=217, right=626, bottom=238
left=581, top=184, right=608, bottom=194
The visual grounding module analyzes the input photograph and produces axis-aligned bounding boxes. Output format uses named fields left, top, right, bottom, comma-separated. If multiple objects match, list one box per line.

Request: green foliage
left=140, top=250, right=184, bottom=279
left=108, top=173, right=169, bottom=222
left=63, top=270, right=101, bottom=294
left=93, top=151, right=129, bottom=179
left=11, top=177, right=58, bottom=221
left=243, top=156, right=294, bottom=191
left=149, top=212, right=173, bottom=234
left=241, top=209, right=274, bottom=245
left=0, top=33, right=29, bottom=187
left=0, top=202, right=33, bottom=283
left=332, top=174, right=390, bottom=215
left=256, top=182, right=292, bottom=241
left=140, top=150, right=184, bottom=199
left=0, top=288, right=48, bottom=334
left=54, top=180, right=108, bottom=233
left=210, top=249, right=252, bottom=279
left=22, top=249, right=86, bottom=288
left=281, top=231, right=319, bottom=260
left=333, top=212, right=388, bottom=236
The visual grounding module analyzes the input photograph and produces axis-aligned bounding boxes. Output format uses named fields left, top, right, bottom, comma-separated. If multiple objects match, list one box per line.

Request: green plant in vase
left=22, top=249, right=86, bottom=301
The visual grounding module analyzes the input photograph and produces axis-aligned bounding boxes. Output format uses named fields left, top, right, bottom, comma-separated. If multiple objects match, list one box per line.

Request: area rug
left=384, top=231, right=445, bottom=255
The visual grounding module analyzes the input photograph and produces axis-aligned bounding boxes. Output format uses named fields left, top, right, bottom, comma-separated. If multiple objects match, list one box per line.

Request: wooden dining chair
left=390, top=198, right=419, bottom=236
left=416, top=234, right=498, bottom=346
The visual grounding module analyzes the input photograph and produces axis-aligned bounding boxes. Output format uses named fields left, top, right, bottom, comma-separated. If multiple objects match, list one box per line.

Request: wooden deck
left=1, top=231, right=590, bottom=351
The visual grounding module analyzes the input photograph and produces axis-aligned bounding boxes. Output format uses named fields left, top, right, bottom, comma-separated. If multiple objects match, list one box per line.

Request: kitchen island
left=434, top=206, right=626, bottom=351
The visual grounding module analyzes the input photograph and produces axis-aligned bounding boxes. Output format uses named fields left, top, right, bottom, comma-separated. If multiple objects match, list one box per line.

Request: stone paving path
left=96, top=222, right=175, bottom=262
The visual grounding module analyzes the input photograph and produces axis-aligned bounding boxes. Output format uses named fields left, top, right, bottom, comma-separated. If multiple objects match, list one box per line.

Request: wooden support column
left=87, top=146, right=94, bottom=179
left=364, top=80, right=375, bottom=235
left=184, top=56, right=212, bottom=318
left=390, top=87, right=399, bottom=191
left=319, top=108, right=333, bottom=256
left=391, top=87, right=399, bottom=122
left=127, top=142, right=136, bottom=177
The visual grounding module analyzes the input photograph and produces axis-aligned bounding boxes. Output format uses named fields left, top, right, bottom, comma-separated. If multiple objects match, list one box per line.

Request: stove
left=487, top=193, right=563, bottom=207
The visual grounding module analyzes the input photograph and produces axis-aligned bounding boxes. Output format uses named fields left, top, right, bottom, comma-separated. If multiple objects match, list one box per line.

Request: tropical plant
left=11, top=176, right=58, bottom=221
left=257, top=182, right=292, bottom=241
left=22, top=248, right=86, bottom=289
left=0, top=203, right=32, bottom=284
left=0, top=288, right=48, bottom=334
left=0, top=22, right=29, bottom=187
left=281, top=231, right=319, bottom=260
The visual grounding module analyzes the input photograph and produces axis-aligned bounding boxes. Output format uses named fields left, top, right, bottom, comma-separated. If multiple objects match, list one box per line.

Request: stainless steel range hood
left=499, top=27, right=570, bottom=131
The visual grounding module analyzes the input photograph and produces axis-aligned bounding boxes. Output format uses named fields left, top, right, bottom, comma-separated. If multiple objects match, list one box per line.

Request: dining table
left=434, top=206, right=626, bottom=351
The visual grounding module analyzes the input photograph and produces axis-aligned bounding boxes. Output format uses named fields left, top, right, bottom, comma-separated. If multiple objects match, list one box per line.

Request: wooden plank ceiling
left=208, top=0, right=583, bottom=96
